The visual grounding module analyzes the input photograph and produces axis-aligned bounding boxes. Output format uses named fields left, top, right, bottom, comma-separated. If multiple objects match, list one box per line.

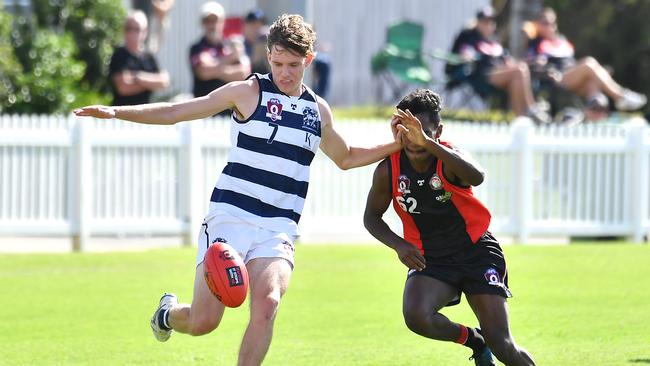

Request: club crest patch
left=266, top=98, right=283, bottom=121
left=429, top=174, right=443, bottom=190
left=302, top=106, right=319, bottom=133
left=397, top=175, right=411, bottom=194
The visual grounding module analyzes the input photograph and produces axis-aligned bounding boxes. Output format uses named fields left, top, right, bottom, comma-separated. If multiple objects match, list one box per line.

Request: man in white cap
left=189, top=1, right=250, bottom=105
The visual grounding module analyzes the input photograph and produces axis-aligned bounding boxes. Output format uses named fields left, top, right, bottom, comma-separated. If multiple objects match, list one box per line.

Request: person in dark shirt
left=243, top=9, right=270, bottom=74
left=447, top=6, right=547, bottom=123
left=526, top=7, right=646, bottom=111
left=189, top=2, right=250, bottom=99
left=109, top=10, right=170, bottom=106
left=364, top=89, right=536, bottom=366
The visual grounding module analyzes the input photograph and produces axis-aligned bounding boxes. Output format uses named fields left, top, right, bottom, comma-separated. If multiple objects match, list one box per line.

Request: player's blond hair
left=267, top=14, right=316, bottom=56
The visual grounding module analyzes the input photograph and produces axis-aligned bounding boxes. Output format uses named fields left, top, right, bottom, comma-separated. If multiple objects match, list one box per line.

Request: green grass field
left=1, top=243, right=649, bottom=365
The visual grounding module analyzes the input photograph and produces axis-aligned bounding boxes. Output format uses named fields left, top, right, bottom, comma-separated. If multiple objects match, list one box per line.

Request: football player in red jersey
left=364, top=89, right=535, bottom=366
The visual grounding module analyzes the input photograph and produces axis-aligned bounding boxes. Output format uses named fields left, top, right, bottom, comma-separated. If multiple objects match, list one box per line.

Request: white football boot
left=150, top=293, right=178, bottom=342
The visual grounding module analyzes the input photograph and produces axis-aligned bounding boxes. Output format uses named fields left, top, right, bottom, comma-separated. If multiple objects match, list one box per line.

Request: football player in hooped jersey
left=74, top=14, right=403, bottom=366
left=363, top=89, right=536, bottom=366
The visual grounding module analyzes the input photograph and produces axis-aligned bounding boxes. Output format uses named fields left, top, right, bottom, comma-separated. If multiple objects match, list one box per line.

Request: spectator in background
left=190, top=1, right=250, bottom=100
left=526, top=7, right=647, bottom=111
left=132, top=0, right=175, bottom=54
left=312, top=42, right=332, bottom=98
left=447, top=6, right=549, bottom=123
left=243, top=9, right=270, bottom=74
left=109, top=10, right=170, bottom=106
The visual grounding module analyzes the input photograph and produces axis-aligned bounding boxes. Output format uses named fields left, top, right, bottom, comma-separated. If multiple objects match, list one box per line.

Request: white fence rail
left=1, top=115, right=649, bottom=250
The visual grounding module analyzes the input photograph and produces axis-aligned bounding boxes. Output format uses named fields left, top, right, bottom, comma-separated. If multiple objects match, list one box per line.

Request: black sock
left=158, top=309, right=172, bottom=331
left=459, top=326, right=486, bottom=353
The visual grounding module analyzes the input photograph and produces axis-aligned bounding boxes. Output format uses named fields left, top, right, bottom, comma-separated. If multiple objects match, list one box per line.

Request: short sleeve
left=189, top=43, right=202, bottom=68
left=108, top=47, right=127, bottom=76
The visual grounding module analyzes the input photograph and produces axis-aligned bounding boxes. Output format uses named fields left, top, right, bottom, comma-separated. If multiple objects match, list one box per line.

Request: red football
left=203, top=242, right=249, bottom=307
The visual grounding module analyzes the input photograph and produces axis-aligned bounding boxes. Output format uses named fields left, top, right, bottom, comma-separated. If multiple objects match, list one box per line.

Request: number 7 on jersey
left=267, top=122, right=279, bottom=144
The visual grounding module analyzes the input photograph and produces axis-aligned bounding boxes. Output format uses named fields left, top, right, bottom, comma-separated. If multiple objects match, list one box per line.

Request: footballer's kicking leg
left=403, top=275, right=493, bottom=363
left=168, top=262, right=226, bottom=336
left=237, top=257, right=292, bottom=366
left=467, top=294, right=536, bottom=366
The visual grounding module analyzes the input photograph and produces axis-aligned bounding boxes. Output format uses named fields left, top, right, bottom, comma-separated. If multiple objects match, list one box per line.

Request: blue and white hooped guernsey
left=209, top=73, right=322, bottom=236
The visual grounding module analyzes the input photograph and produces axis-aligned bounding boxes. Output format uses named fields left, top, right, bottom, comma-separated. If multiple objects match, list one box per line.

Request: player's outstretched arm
left=363, top=160, right=425, bottom=271
left=395, top=109, right=485, bottom=186
left=318, top=97, right=402, bottom=170
left=73, top=80, right=253, bottom=125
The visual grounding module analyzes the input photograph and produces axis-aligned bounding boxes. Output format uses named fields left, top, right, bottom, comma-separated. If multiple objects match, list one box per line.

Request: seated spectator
left=526, top=7, right=647, bottom=111
left=190, top=1, right=250, bottom=99
left=109, top=10, right=170, bottom=106
left=243, top=9, right=270, bottom=74
left=446, top=6, right=548, bottom=122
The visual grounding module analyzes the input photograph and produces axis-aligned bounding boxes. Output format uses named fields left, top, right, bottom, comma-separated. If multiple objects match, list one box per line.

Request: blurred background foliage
left=1, top=0, right=124, bottom=114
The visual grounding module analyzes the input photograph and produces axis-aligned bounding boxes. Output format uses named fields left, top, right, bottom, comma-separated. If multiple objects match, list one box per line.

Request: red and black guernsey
left=389, top=141, right=491, bottom=257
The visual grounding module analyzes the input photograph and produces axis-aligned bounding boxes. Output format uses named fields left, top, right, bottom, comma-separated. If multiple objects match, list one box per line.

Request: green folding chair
left=371, top=21, right=432, bottom=102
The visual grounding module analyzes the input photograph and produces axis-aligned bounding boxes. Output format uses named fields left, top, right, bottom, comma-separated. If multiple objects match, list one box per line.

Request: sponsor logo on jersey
left=417, top=179, right=425, bottom=186
left=266, top=98, right=283, bottom=121
left=397, top=175, right=411, bottom=194
left=429, top=174, right=443, bottom=190
left=302, top=106, right=319, bottom=133
left=435, top=191, right=452, bottom=203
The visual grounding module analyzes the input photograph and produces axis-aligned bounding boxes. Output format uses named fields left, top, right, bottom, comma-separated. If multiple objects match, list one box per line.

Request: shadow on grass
left=629, top=359, right=650, bottom=364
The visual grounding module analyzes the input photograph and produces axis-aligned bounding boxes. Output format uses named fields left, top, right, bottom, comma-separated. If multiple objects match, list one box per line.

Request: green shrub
left=1, top=0, right=124, bottom=114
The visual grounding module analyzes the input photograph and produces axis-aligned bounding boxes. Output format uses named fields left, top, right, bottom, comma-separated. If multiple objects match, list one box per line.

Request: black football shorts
left=407, top=231, right=512, bottom=306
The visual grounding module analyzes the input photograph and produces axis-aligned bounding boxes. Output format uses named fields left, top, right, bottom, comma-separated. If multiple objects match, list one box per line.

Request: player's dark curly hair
left=396, top=89, right=443, bottom=125
left=267, top=14, right=316, bottom=56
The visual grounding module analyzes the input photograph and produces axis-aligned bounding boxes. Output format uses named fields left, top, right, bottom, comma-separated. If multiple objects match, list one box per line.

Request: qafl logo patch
left=266, top=98, right=283, bottom=121
left=302, top=106, right=320, bottom=134
left=429, top=174, right=443, bottom=190
left=397, top=175, right=411, bottom=194
left=484, top=268, right=502, bottom=286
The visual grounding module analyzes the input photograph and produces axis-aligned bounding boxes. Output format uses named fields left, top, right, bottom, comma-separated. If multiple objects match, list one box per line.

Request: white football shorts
left=195, top=211, right=296, bottom=268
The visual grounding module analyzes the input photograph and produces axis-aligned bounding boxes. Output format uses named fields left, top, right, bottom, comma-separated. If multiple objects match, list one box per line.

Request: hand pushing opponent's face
left=401, top=112, right=442, bottom=162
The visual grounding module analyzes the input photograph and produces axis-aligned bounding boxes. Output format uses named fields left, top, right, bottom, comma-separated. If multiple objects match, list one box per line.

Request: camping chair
left=427, top=48, right=508, bottom=112
left=371, top=21, right=432, bottom=103
left=425, top=49, right=487, bottom=110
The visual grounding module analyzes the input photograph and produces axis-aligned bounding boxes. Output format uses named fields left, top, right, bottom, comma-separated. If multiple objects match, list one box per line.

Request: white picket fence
left=0, top=114, right=649, bottom=251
